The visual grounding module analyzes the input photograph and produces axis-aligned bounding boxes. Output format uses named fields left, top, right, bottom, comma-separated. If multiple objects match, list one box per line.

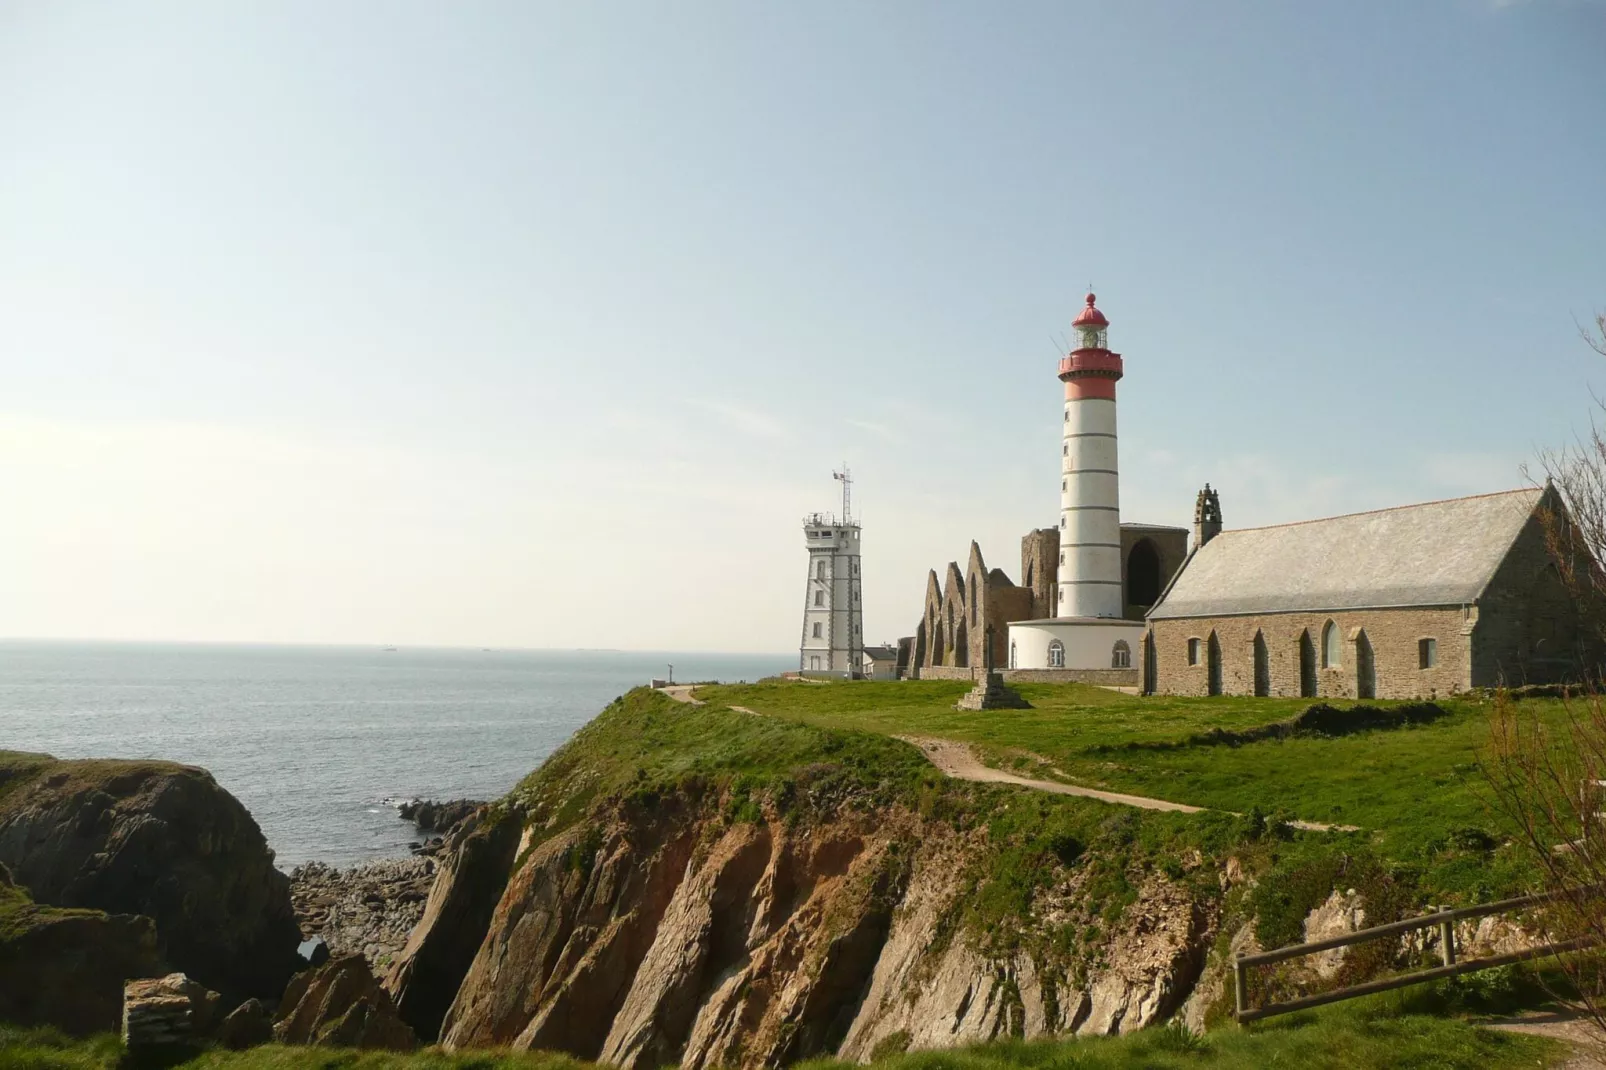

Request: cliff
left=0, top=750, right=302, bottom=1000
left=0, top=862, right=163, bottom=1036
left=383, top=690, right=1237, bottom=1066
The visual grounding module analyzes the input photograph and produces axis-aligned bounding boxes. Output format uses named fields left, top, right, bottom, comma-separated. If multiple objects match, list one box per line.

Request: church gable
left=1149, top=488, right=1544, bottom=619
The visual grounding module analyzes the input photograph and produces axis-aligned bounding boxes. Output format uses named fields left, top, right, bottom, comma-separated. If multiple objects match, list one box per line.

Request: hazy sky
left=2, top=1, right=1603, bottom=652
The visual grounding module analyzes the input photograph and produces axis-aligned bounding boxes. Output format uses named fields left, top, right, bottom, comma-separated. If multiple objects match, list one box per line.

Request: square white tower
left=800, top=469, right=864, bottom=676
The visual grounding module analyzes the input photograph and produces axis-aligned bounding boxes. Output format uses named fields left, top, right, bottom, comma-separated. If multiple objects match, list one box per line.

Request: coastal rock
left=216, top=998, right=273, bottom=1050
left=385, top=804, right=523, bottom=1041
left=0, top=750, right=301, bottom=1000
left=0, top=862, right=163, bottom=1036
left=290, top=857, right=434, bottom=970
left=122, top=973, right=221, bottom=1052
left=274, top=954, right=417, bottom=1051
left=399, top=798, right=485, bottom=838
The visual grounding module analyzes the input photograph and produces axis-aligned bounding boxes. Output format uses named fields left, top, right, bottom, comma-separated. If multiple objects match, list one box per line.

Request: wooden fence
left=1234, top=889, right=1597, bottom=1023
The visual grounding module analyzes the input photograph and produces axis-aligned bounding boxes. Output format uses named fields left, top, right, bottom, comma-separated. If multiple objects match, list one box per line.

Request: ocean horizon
left=0, top=640, right=791, bottom=869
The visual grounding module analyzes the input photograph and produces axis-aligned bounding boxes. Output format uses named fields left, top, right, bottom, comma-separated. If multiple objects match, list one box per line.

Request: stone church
left=1143, top=484, right=1592, bottom=699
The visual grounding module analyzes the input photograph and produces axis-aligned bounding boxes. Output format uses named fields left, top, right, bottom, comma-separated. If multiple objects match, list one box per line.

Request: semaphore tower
left=1058, top=292, right=1125, bottom=619
left=798, top=468, right=863, bottom=677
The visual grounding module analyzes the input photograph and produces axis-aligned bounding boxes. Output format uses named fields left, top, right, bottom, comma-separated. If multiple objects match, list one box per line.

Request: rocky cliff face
left=383, top=792, right=1222, bottom=1070
left=0, top=750, right=302, bottom=1000
left=0, top=862, right=163, bottom=1036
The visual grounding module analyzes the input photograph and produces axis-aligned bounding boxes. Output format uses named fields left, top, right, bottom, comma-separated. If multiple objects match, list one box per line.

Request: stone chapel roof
left=1147, top=487, right=1545, bottom=619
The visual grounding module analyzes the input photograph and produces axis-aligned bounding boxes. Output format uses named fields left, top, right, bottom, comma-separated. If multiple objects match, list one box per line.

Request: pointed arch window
left=1047, top=639, right=1065, bottom=668
left=1322, top=620, right=1341, bottom=668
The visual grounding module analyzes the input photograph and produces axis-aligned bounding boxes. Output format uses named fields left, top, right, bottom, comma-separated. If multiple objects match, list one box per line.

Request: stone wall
left=1146, top=607, right=1470, bottom=699
left=1473, top=498, right=1595, bottom=687
left=1002, top=668, right=1139, bottom=686
left=1020, top=529, right=1060, bottom=621
left=916, top=666, right=1139, bottom=687
left=1121, top=526, right=1189, bottom=621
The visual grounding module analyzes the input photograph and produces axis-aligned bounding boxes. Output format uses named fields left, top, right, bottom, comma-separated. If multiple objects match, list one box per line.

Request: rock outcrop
left=0, top=862, right=163, bottom=1036
left=430, top=797, right=1224, bottom=1070
left=384, top=804, right=523, bottom=1041
left=291, top=857, right=434, bottom=968
left=122, top=973, right=222, bottom=1054
left=0, top=750, right=302, bottom=1000
left=399, top=798, right=485, bottom=838
left=275, top=954, right=418, bottom=1051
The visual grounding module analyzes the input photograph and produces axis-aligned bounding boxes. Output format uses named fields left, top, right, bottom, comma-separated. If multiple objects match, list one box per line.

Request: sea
left=0, top=641, right=790, bottom=871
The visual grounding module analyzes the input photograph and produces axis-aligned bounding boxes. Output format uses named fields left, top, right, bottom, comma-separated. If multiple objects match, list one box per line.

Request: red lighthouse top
left=1071, top=292, right=1108, bottom=328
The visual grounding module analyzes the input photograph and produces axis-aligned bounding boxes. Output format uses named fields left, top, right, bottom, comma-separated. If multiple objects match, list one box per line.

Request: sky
left=1, top=1, right=1603, bottom=653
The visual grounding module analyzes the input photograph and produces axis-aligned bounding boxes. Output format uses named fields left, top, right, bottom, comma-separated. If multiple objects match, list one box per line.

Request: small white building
left=860, top=644, right=900, bottom=680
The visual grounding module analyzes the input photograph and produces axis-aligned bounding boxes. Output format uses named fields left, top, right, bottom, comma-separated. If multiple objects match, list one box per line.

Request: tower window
left=1187, top=638, right=1201, bottom=666
left=814, top=591, right=824, bottom=606
left=1047, top=640, right=1065, bottom=668
left=1419, top=638, right=1437, bottom=669
left=817, top=561, right=826, bottom=580
left=811, top=623, right=822, bottom=638
left=1063, top=443, right=1069, bottom=456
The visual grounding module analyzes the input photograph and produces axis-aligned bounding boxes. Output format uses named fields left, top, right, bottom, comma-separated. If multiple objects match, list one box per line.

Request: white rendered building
left=799, top=474, right=864, bottom=676
left=1009, top=293, right=1145, bottom=670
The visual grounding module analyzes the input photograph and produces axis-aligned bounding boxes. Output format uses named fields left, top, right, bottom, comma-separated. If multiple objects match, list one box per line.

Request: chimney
left=1193, top=484, right=1222, bottom=551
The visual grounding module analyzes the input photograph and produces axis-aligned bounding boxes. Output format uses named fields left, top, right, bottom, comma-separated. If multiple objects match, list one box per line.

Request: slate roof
left=1147, top=487, right=1544, bottom=619
left=862, top=645, right=900, bottom=662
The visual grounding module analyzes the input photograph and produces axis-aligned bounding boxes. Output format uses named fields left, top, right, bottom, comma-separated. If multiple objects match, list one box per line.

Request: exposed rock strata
left=292, top=857, right=434, bottom=968
left=0, top=750, right=300, bottom=999
left=0, top=863, right=163, bottom=1036
left=384, top=805, right=523, bottom=1041
left=428, top=798, right=1226, bottom=1070
left=275, top=954, right=417, bottom=1050
left=399, top=798, right=485, bottom=839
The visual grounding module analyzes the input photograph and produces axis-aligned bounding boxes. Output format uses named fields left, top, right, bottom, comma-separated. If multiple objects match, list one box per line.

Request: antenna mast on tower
left=833, top=465, right=853, bottom=523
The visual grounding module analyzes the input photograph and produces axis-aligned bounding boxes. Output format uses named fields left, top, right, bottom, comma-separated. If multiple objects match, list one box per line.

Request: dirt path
left=896, top=735, right=1208, bottom=814
left=1481, top=1010, right=1606, bottom=1068
left=657, top=686, right=1353, bottom=830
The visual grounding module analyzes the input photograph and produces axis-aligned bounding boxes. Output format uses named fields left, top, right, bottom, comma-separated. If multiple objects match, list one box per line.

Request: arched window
left=1047, top=639, right=1065, bottom=668
left=1009, top=642, right=1017, bottom=669
left=968, top=574, right=977, bottom=625
left=1126, top=539, right=1161, bottom=607
left=1206, top=632, right=1223, bottom=696
left=1322, top=620, right=1341, bottom=668
left=1252, top=631, right=1269, bottom=697
left=1111, top=640, right=1131, bottom=669
left=1187, top=637, right=1201, bottom=666
left=1298, top=630, right=1317, bottom=697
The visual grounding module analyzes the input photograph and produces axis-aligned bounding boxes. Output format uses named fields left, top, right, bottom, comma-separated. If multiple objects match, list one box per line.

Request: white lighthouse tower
left=798, top=469, right=863, bottom=677
left=1059, top=292, right=1124, bottom=618
left=1009, top=293, right=1144, bottom=671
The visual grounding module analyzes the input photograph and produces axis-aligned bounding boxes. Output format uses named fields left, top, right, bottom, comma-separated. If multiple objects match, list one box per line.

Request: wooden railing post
left=1234, top=954, right=1248, bottom=1020
left=1439, top=906, right=1456, bottom=966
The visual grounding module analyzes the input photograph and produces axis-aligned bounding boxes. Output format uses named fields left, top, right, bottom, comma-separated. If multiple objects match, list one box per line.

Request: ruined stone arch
left=1126, top=538, right=1161, bottom=608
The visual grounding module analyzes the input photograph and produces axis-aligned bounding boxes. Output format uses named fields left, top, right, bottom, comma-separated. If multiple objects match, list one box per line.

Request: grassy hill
left=692, top=680, right=1543, bottom=902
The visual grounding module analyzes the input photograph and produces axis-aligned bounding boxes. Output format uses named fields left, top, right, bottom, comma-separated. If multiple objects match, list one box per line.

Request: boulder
left=122, top=973, right=221, bottom=1053
left=398, top=798, right=485, bottom=838
left=215, top=998, right=273, bottom=1050
left=0, top=862, right=163, bottom=1036
left=275, top=954, right=417, bottom=1051
left=0, top=750, right=301, bottom=1000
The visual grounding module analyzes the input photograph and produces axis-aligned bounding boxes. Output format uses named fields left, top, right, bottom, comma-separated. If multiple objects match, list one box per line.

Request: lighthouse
left=1007, top=291, right=1145, bottom=672
left=1058, top=292, right=1124, bottom=619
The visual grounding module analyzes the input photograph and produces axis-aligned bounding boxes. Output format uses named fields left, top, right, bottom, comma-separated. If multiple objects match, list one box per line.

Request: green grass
left=692, top=680, right=1549, bottom=901
left=0, top=995, right=1566, bottom=1070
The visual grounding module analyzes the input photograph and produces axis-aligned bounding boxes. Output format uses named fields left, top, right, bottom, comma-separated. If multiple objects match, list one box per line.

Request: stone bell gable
left=1143, top=485, right=1596, bottom=699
